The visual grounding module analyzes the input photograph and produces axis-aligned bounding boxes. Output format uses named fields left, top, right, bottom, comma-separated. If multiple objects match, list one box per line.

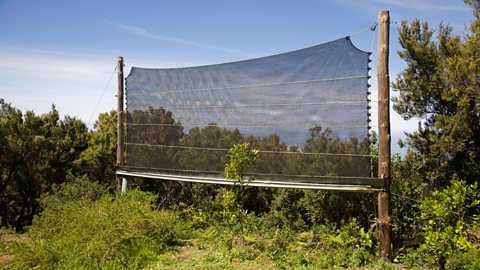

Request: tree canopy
left=0, top=99, right=88, bottom=231
left=392, top=1, right=480, bottom=187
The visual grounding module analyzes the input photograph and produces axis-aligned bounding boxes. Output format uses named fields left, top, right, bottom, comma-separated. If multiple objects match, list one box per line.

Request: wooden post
left=377, top=11, right=392, bottom=260
left=116, top=56, right=125, bottom=193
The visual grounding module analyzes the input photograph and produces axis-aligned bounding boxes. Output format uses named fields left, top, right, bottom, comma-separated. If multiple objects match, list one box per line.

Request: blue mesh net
left=123, top=37, right=376, bottom=186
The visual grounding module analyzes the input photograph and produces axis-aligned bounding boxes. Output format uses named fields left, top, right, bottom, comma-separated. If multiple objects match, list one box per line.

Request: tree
left=126, top=107, right=184, bottom=170
left=301, top=126, right=371, bottom=177
left=0, top=99, right=88, bottom=231
left=80, top=111, right=117, bottom=188
left=392, top=1, right=480, bottom=187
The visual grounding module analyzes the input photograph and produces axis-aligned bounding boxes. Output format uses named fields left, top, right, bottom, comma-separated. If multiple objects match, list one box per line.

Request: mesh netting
left=124, top=37, right=376, bottom=185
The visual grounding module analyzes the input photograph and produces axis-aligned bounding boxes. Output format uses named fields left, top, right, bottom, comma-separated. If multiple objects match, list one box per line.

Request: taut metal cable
left=347, top=22, right=378, bottom=38
left=140, top=100, right=366, bottom=110
left=126, top=123, right=376, bottom=129
left=88, top=66, right=117, bottom=126
left=127, top=75, right=369, bottom=97
left=125, top=142, right=377, bottom=157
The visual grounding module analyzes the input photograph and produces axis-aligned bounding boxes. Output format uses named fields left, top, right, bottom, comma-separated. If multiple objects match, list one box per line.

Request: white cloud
left=335, top=0, right=472, bottom=27
left=369, top=0, right=468, bottom=12
left=0, top=45, right=193, bottom=127
left=106, top=21, right=254, bottom=58
left=337, top=0, right=469, bottom=13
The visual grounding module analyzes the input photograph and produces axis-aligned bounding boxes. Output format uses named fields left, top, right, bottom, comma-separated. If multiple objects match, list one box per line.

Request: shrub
left=9, top=187, right=180, bottom=270
left=39, top=174, right=106, bottom=212
left=419, top=180, right=480, bottom=266
left=445, top=249, right=480, bottom=270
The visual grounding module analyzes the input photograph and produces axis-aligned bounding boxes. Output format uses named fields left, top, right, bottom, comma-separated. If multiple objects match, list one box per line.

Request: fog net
left=122, top=37, right=380, bottom=189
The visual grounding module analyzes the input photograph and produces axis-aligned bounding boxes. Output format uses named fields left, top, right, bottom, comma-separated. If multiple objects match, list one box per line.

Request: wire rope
left=119, top=165, right=378, bottom=180
left=88, top=66, right=117, bottom=126
left=125, top=142, right=377, bottom=157
left=127, top=75, right=368, bottom=97
left=125, top=123, right=378, bottom=129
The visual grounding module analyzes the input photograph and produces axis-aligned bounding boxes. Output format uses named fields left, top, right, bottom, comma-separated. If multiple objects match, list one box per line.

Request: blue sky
left=0, top=0, right=475, bottom=154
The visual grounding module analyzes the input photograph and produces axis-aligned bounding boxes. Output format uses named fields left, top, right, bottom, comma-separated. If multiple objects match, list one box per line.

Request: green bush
left=419, top=180, right=480, bottom=267
left=8, top=186, right=181, bottom=270
left=391, top=152, right=428, bottom=246
left=445, top=249, right=480, bottom=270
left=39, top=174, right=106, bottom=212
left=224, top=142, right=258, bottom=185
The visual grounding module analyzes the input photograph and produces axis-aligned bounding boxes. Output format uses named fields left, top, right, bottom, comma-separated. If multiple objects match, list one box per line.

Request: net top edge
left=126, top=36, right=369, bottom=78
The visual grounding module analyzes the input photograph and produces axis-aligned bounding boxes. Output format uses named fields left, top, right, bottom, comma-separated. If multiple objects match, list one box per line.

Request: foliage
left=390, top=151, right=429, bottom=246
left=392, top=3, right=480, bottom=187
left=146, top=213, right=381, bottom=270
left=125, top=108, right=373, bottom=211
left=0, top=99, right=88, bottom=231
left=126, top=107, right=184, bottom=171
left=209, top=187, right=246, bottom=232
left=418, top=180, right=480, bottom=266
left=7, top=184, right=180, bottom=270
left=224, top=142, right=259, bottom=185
left=223, top=142, right=256, bottom=238
left=38, top=175, right=107, bottom=212
left=301, top=190, right=376, bottom=227
left=445, top=248, right=480, bottom=270
left=80, top=110, right=117, bottom=188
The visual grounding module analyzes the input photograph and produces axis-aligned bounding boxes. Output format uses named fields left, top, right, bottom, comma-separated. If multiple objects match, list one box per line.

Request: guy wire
left=88, top=66, right=117, bottom=127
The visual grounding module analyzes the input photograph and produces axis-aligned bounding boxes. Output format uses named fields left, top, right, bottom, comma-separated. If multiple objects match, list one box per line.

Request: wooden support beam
left=377, top=10, right=392, bottom=261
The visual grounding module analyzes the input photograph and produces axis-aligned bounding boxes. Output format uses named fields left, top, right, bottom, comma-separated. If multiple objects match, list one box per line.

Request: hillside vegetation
left=1, top=1, right=480, bottom=269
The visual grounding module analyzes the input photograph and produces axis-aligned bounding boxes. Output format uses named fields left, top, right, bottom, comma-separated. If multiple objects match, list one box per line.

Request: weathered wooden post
left=116, top=56, right=125, bottom=193
left=377, top=11, right=392, bottom=260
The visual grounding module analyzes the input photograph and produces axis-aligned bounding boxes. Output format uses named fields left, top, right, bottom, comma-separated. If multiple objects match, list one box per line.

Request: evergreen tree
left=0, top=100, right=88, bottom=231
left=393, top=1, right=480, bottom=187
left=80, top=110, right=117, bottom=188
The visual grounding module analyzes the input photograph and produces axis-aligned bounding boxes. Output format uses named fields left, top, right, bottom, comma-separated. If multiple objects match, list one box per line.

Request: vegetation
left=0, top=177, right=382, bottom=270
left=1, top=1, right=480, bottom=268
left=3, top=177, right=181, bottom=270
left=0, top=100, right=88, bottom=231
left=393, top=0, right=480, bottom=188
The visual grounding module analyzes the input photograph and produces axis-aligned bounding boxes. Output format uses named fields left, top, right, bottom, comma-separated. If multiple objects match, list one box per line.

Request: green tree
left=0, top=100, right=88, bottom=231
left=80, top=110, right=117, bottom=188
left=301, top=126, right=371, bottom=178
left=175, top=125, right=243, bottom=172
left=125, top=107, right=188, bottom=207
left=392, top=1, right=480, bottom=187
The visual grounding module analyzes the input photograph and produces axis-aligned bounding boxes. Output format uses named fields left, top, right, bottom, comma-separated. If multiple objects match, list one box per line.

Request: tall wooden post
left=116, top=56, right=125, bottom=193
left=377, top=11, right=392, bottom=260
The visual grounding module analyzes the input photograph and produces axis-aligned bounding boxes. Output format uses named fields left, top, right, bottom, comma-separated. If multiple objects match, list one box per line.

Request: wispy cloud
left=0, top=45, right=192, bottom=126
left=106, top=21, right=253, bottom=58
left=335, top=0, right=473, bottom=37
left=369, top=0, right=469, bottom=12
left=0, top=46, right=116, bottom=124
left=337, top=0, right=469, bottom=13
